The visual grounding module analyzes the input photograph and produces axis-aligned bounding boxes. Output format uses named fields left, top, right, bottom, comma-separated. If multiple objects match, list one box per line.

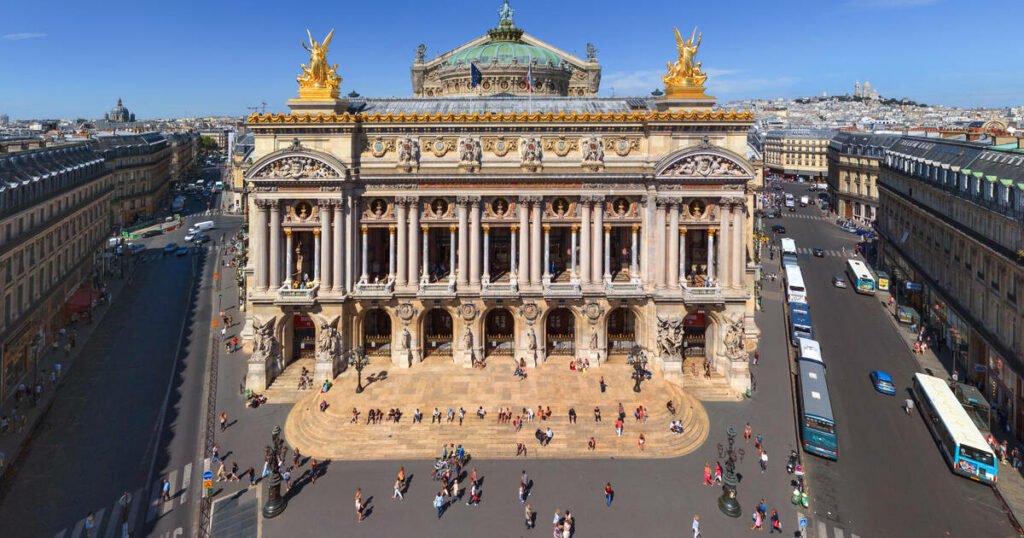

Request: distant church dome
left=105, top=97, right=135, bottom=123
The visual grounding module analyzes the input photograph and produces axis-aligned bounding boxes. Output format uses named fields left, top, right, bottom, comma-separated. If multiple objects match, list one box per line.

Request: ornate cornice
left=247, top=109, right=754, bottom=125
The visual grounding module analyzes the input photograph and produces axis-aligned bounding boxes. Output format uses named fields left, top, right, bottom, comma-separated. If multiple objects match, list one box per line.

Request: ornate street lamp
left=625, top=344, right=649, bottom=393
left=348, top=346, right=370, bottom=394
left=261, top=426, right=288, bottom=518
left=718, top=426, right=742, bottom=518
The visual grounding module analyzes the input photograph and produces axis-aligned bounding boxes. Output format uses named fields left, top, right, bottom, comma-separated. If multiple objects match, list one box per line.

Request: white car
left=184, top=231, right=197, bottom=242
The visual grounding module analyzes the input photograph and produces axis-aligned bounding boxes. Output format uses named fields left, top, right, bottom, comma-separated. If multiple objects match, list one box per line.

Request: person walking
left=692, top=514, right=702, bottom=538
left=638, top=433, right=646, bottom=451
left=393, top=479, right=404, bottom=500
left=451, top=476, right=459, bottom=501
left=604, top=482, right=613, bottom=506
left=615, top=417, right=623, bottom=437
left=744, top=423, right=752, bottom=443
left=397, top=465, right=406, bottom=490
left=518, top=484, right=526, bottom=503
left=248, top=466, right=256, bottom=488
left=355, top=488, right=365, bottom=521
left=770, top=509, right=782, bottom=533
left=524, top=503, right=534, bottom=528
left=751, top=508, right=763, bottom=530
left=599, top=376, right=606, bottom=392
left=434, top=491, right=445, bottom=518
left=160, top=479, right=171, bottom=502
left=760, top=449, right=768, bottom=473
left=467, top=481, right=480, bottom=506
left=219, top=412, right=228, bottom=432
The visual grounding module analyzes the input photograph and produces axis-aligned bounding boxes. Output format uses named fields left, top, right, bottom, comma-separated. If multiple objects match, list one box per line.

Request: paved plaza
left=283, top=360, right=710, bottom=461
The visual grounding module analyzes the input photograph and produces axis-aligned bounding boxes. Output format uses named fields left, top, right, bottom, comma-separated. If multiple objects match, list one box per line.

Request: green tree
left=200, top=135, right=218, bottom=149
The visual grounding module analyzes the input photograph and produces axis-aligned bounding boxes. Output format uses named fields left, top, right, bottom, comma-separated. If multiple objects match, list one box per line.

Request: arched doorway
left=363, top=309, right=392, bottom=358
left=423, top=308, right=453, bottom=358
left=607, top=307, right=637, bottom=358
left=684, top=311, right=706, bottom=358
left=546, top=308, right=575, bottom=357
left=292, top=313, right=316, bottom=363
left=484, top=308, right=514, bottom=358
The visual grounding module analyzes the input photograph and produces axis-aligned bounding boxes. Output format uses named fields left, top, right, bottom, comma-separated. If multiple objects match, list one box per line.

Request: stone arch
left=358, top=307, right=393, bottom=358
left=483, top=306, right=516, bottom=358
left=421, top=307, right=454, bottom=359
left=654, top=145, right=754, bottom=178
left=245, top=148, right=348, bottom=180
left=544, top=306, right=578, bottom=357
left=605, top=306, right=641, bottom=358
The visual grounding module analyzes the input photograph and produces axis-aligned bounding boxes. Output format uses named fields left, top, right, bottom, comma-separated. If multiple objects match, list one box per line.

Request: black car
left=141, top=229, right=163, bottom=238
left=193, top=234, right=210, bottom=244
left=771, top=225, right=786, bottom=233
left=813, top=248, right=824, bottom=257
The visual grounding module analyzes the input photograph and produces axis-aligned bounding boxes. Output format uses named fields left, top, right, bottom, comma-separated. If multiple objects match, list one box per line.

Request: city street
left=769, top=181, right=1014, bottom=537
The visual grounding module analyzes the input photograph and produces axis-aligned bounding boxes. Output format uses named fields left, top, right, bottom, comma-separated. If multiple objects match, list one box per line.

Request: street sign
left=798, top=515, right=808, bottom=531
left=203, top=470, right=213, bottom=481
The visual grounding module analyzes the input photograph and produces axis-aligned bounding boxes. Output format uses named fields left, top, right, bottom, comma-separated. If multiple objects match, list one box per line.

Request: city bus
left=790, top=309, right=813, bottom=346
left=797, top=358, right=838, bottom=460
left=780, top=238, right=799, bottom=267
left=911, top=373, right=997, bottom=484
left=845, top=259, right=876, bottom=295
left=797, top=337, right=824, bottom=366
left=784, top=264, right=807, bottom=304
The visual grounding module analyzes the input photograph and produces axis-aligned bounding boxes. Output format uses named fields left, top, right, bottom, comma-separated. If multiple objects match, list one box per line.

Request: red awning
left=65, top=289, right=102, bottom=315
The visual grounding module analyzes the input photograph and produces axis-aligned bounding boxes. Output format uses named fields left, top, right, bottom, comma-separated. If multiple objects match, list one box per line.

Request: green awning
left=1017, top=182, right=1024, bottom=191
left=961, top=168, right=972, bottom=174
left=1000, top=178, right=1013, bottom=186
left=973, top=171, right=985, bottom=178
left=986, top=175, right=998, bottom=182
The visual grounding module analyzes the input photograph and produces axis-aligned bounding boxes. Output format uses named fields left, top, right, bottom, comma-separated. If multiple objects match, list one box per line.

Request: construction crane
left=245, top=101, right=269, bottom=115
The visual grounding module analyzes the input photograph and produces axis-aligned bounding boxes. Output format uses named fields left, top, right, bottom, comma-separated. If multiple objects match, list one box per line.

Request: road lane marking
left=126, top=487, right=144, bottom=533
left=69, top=517, right=84, bottom=538
left=92, top=507, right=106, bottom=537
left=817, top=520, right=828, bottom=538
left=104, top=501, right=123, bottom=538
left=180, top=462, right=192, bottom=505
left=834, top=527, right=844, bottom=538
left=53, top=530, right=66, bottom=538
left=146, top=478, right=162, bottom=523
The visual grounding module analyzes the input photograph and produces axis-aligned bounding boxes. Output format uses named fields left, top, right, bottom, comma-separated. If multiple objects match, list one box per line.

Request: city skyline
left=2, top=0, right=1023, bottom=118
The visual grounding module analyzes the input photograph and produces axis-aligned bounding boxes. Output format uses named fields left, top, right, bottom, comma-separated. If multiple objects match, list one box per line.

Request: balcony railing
left=681, top=284, right=723, bottom=303
left=355, top=277, right=395, bottom=296
left=481, top=276, right=518, bottom=296
left=419, top=276, right=456, bottom=296
left=276, top=283, right=319, bottom=305
left=606, top=277, right=643, bottom=296
left=543, top=277, right=581, bottom=296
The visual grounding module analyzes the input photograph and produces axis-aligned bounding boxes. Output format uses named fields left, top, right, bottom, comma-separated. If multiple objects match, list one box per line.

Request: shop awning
left=65, top=288, right=102, bottom=315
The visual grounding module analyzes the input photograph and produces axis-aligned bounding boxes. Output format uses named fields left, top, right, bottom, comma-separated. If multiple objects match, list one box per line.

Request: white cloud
left=3, top=33, right=47, bottom=40
left=600, top=69, right=664, bottom=96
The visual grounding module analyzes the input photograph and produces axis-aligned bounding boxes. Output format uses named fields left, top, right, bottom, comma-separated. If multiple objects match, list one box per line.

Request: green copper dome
left=447, top=42, right=563, bottom=67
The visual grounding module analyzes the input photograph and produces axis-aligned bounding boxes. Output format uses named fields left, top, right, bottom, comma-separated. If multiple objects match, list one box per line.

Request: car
left=771, top=225, right=786, bottom=233
left=176, top=247, right=189, bottom=256
left=141, top=229, right=163, bottom=238
left=832, top=276, right=847, bottom=288
left=813, top=248, right=824, bottom=257
left=788, top=206, right=796, bottom=212
left=163, top=242, right=178, bottom=253
left=870, top=370, right=896, bottom=395
left=193, top=234, right=210, bottom=244
left=184, top=231, right=197, bottom=242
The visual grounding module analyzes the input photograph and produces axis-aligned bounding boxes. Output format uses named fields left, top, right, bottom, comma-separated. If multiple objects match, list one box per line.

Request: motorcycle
left=791, top=476, right=809, bottom=508
left=786, top=449, right=800, bottom=474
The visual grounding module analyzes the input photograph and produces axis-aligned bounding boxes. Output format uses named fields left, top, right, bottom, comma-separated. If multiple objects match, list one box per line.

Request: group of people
left=568, top=358, right=591, bottom=372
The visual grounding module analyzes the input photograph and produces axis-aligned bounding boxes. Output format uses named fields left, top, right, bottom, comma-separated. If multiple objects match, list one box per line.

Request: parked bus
left=785, top=193, right=795, bottom=210
left=790, top=309, right=813, bottom=346
left=911, top=373, right=997, bottom=484
left=784, top=265, right=807, bottom=304
left=780, top=238, right=799, bottom=267
left=797, top=358, right=838, bottom=459
left=797, top=337, right=824, bottom=366
left=845, top=259, right=876, bottom=295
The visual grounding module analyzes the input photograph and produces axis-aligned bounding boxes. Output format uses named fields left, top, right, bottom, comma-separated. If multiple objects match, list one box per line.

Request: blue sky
left=2, top=0, right=1022, bottom=119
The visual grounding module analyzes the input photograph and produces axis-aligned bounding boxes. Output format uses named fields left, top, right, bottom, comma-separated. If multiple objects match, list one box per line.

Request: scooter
left=786, top=449, right=799, bottom=474
left=791, top=476, right=810, bottom=508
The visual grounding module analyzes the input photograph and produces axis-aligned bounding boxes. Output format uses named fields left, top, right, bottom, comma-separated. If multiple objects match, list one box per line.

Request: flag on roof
left=526, top=64, right=534, bottom=93
left=470, top=64, right=482, bottom=88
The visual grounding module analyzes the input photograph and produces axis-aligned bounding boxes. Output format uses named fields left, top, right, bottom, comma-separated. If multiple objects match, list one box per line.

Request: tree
left=200, top=135, right=218, bottom=149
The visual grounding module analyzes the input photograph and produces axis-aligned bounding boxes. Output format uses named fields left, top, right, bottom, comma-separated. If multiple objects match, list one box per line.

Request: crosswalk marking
left=834, top=528, right=844, bottom=538
left=160, top=469, right=178, bottom=516
left=125, top=487, right=143, bottom=535
left=54, top=530, right=66, bottom=538
left=146, top=478, right=162, bottom=523
left=817, top=521, right=828, bottom=537
left=180, top=462, right=192, bottom=505
left=69, top=518, right=84, bottom=538
left=92, top=508, right=106, bottom=537
left=103, top=501, right=123, bottom=538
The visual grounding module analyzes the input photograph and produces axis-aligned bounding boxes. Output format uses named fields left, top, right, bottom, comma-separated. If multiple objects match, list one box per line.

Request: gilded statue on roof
left=298, top=29, right=341, bottom=90
left=662, top=26, right=707, bottom=91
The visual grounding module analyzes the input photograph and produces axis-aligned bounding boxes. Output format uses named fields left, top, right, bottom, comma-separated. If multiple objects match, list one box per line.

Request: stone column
left=631, top=225, right=639, bottom=278
left=345, top=194, right=356, bottom=291
left=360, top=225, right=369, bottom=282
left=313, top=229, right=321, bottom=281
left=332, top=203, right=344, bottom=292
left=580, top=200, right=592, bottom=286
left=269, top=201, right=282, bottom=288
left=732, top=201, right=744, bottom=287
left=482, top=225, right=490, bottom=282
left=320, top=203, right=332, bottom=289
left=570, top=225, right=578, bottom=280
left=388, top=225, right=396, bottom=281
left=530, top=200, right=542, bottom=285
left=667, top=201, right=680, bottom=287
left=421, top=225, right=429, bottom=282
left=707, top=229, right=715, bottom=281
left=448, top=225, right=457, bottom=280
left=518, top=200, right=529, bottom=283
left=396, top=200, right=408, bottom=286
left=679, top=227, right=687, bottom=285
left=254, top=201, right=269, bottom=291
left=469, top=197, right=481, bottom=286
left=654, top=200, right=666, bottom=288
left=603, top=224, right=611, bottom=281
left=592, top=198, right=604, bottom=284
left=543, top=225, right=551, bottom=279
left=457, top=198, right=469, bottom=286
left=510, top=225, right=518, bottom=279
left=408, top=199, right=419, bottom=284
left=719, top=200, right=731, bottom=287
left=284, top=229, right=294, bottom=286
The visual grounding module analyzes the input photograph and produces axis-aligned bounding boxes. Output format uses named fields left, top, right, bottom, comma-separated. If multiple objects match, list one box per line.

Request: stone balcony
left=481, top=277, right=519, bottom=298
left=275, top=284, right=320, bottom=306
left=353, top=277, right=395, bottom=298
left=605, top=278, right=644, bottom=298
left=419, top=277, right=457, bottom=298
left=681, top=284, right=724, bottom=304
left=543, top=275, right=582, bottom=298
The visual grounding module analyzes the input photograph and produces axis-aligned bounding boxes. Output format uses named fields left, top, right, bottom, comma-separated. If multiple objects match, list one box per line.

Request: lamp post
left=261, top=425, right=288, bottom=518
left=718, top=426, right=742, bottom=518
left=625, top=344, right=649, bottom=393
left=348, top=346, right=370, bottom=394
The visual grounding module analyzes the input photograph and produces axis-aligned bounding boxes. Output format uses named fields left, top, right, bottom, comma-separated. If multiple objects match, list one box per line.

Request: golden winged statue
left=297, top=29, right=341, bottom=90
left=662, top=26, right=707, bottom=89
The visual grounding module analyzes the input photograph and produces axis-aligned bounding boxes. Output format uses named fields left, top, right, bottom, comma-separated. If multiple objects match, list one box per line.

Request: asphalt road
left=770, top=181, right=1013, bottom=537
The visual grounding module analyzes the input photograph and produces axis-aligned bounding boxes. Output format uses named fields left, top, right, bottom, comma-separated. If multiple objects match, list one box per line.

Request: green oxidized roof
left=447, top=41, right=563, bottom=67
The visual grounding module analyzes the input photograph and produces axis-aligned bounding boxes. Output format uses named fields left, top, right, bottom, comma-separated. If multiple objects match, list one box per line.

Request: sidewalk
left=0, top=260, right=134, bottom=478
left=875, top=288, right=1024, bottom=534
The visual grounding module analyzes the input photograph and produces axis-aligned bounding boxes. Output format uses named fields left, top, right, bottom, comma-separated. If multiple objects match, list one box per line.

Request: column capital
left=313, top=229, right=321, bottom=237
left=395, top=195, right=419, bottom=205
left=571, top=224, right=578, bottom=232
left=519, top=195, right=543, bottom=204
left=284, top=229, right=293, bottom=237
left=268, top=199, right=281, bottom=210
left=510, top=224, right=518, bottom=233
left=387, top=225, right=396, bottom=234
left=361, top=225, right=369, bottom=234
left=680, top=227, right=688, bottom=234
left=604, top=224, right=612, bottom=232
left=449, top=225, right=457, bottom=232
left=632, top=224, right=640, bottom=232
left=482, top=224, right=490, bottom=233
left=457, top=194, right=482, bottom=204
left=319, top=200, right=336, bottom=210
left=254, top=198, right=274, bottom=210
left=543, top=224, right=551, bottom=232
left=581, top=194, right=605, bottom=204
left=421, top=225, right=430, bottom=233
left=708, top=228, right=716, bottom=236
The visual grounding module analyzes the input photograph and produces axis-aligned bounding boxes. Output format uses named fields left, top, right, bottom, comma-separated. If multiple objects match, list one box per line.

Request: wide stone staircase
left=680, top=358, right=744, bottom=402
left=283, top=361, right=710, bottom=460
left=263, top=358, right=316, bottom=404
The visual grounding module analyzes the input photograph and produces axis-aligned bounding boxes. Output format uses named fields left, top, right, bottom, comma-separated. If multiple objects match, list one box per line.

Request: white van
left=189, top=221, right=214, bottom=233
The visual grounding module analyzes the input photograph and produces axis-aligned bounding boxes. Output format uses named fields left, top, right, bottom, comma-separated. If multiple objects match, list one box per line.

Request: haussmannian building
left=877, top=136, right=1024, bottom=439
left=90, top=133, right=171, bottom=226
left=166, top=132, right=199, bottom=184
left=0, top=141, right=114, bottom=398
left=240, top=5, right=760, bottom=395
left=826, top=131, right=898, bottom=222
left=764, top=128, right=834, bottom=180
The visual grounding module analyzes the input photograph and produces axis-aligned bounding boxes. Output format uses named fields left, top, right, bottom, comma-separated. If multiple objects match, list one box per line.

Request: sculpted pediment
left=247, top=151, right=346, bottom=180
left=656, top=149, right=752, bottom=179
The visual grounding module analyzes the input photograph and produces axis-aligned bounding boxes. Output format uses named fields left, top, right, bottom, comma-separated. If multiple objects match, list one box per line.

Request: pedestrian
left=394, top=479, right=404, bottom=500
left=467, top=481, right=480, bottom=506
left=434, top=491, right=445, bottom=518
left=282, top=467, right=292, bottom=492
left=459, top=407, right=465, bottom=425
left=293, top=447, right=301, bottom=467
left=755, top=434, right=762, bottom=455
left=545, top=427, right=553, bottom=446
left=703, top=462, right=713, bottom=486
left=588, top=437, right=596, bottom=451
left=220, top=327, right=226, bottom=342
left=770, top=509, right=782, bottom=533
left=553, top=509, right=561, bottom=526
left=355, top=488, right=364, bottom=521
left=751, top=507, right=763, bottom=530
left=525, top=503, right=534, bottom=528
left=618, top=402, right=626, bottom=421
left=248, top=466, right=256, bottom=488
left=519, top=484, right=526, bottom=503
left=604, top=482, right=613, bottom=506
left=84, top=512, right=96, bottom=537
left=216, top=460, right=226, bottom=481
left=693, top=514, right=702, bottom=538
left=229, top=461, right=240, bottom=481
left=744, top=423, right=752, bottom=443
left=219, top=412, right=227, bottom=432
left=760, top=449, right=768, bottom=473
left=516, top=442, right=527, bottom=457
left=161, top=478, right=171, bottom=502
left=615, top=418, right=623, bottom=437
left=714, top=462, right=722, bottom=484
left=638, top=433, right=646, bottom=451
left=594, top=407, right=601, bottom=422
left=758, top=498, right=767, bottom=519
left=599, top=376, right=606, bottom=392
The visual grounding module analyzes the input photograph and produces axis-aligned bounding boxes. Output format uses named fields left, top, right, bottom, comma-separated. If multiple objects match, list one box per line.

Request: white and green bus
left=845, top=259, right=876, bottom=295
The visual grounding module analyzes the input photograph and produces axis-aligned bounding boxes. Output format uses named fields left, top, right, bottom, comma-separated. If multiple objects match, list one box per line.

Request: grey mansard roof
left=887, top=136, right=984, bottom=169
left=346, top=96, right=653, bottom=115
